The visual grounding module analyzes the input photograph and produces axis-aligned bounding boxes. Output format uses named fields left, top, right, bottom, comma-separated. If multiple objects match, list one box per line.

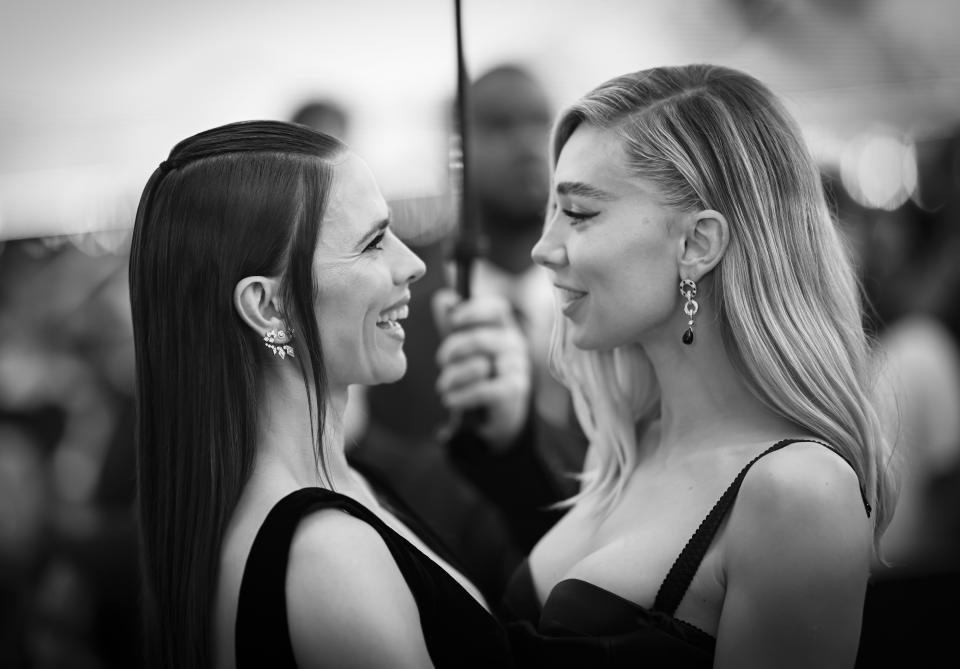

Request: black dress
left=235, top=486, right=514, bottom=668
left=500, top=438, right=872, bottom=668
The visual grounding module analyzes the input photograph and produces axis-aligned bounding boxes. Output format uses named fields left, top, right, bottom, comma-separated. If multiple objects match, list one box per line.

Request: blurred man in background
left=343, top=64, right=589, bottom=603
left=289, top=97, right=351, bottom=142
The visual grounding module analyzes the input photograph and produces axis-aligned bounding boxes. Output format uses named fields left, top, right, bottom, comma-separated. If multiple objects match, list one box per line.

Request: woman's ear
left=234, top=276, right=286, bottom=336
left=677, top=209, right=729, bottom=280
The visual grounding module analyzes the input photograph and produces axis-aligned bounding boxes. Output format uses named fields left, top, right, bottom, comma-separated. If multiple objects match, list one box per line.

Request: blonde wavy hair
left=548, top=64, right=897, bottom=555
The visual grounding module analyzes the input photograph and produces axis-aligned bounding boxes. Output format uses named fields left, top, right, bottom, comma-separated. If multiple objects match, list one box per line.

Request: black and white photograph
left=1, top=1, right=959, bottom=667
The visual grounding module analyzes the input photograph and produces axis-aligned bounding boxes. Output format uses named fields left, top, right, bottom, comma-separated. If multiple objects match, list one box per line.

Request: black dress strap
left=236, top=488, right=459, bottom=666
left=235, top=487, right=514, bottom=669
left=235, top=489, right=380, bottom=667
left=349, top=457, right=468, bottom=572
left=652, top=438, right=872, bottom=616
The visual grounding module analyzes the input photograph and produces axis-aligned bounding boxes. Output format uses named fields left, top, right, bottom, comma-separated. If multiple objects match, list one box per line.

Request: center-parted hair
left=547, top=65, right=896, bottom=556
left=129, top=121, right=346, bottom=668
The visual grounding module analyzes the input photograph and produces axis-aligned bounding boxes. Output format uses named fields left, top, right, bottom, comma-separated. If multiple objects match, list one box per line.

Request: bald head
left=291, top=99, right=350, bottom=141
left=468, top=66, right=552, bottom=224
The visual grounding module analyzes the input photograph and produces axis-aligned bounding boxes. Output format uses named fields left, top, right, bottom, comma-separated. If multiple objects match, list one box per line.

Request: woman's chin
left=570, top=328, right=602, bottom=351
left=368, top=358, right=407, bottom=386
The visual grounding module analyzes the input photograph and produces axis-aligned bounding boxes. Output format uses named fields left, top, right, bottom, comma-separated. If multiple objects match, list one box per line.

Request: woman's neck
left=254, top=371, right=356, bottom=492
left=641, top=317, right=800, bottom=462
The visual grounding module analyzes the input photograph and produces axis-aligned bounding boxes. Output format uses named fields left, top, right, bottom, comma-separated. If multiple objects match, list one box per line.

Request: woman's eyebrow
left=555, top=181, right=615, bottom=201
left=356, top=217, right=390, bottom=248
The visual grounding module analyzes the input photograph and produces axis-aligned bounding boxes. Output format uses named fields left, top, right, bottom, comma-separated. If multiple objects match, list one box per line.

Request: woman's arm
left=715, top=442, right=872, bottom=669
left=285, top=509, right=435, bottom=669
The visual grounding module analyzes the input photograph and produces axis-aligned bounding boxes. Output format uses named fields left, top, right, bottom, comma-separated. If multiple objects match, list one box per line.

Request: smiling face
left=313, top=151, right=425, bottom=387
left=531, top=124, right=684, bottom=350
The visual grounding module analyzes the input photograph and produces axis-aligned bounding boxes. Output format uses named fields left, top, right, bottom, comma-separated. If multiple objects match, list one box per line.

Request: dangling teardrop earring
left=679, top=279, right=698, bottom=345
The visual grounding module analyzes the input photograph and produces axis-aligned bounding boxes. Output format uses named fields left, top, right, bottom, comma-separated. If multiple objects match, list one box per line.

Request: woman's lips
left=555, top=284, right=587, bottom=316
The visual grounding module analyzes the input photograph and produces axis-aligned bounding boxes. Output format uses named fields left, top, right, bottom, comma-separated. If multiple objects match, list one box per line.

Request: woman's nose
left=396, top=238, right=426, bottom=285
left=531, top=219, right=566, bottom=269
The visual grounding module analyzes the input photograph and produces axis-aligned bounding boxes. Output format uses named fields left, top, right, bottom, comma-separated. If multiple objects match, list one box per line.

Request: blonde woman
left=500, top=65, right=896, bottom=668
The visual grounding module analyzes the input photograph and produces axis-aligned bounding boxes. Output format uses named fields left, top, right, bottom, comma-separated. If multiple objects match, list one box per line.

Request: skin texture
left=534, top=124, right=684, bottom=350
left=286, top=510, right=435, bottom=669
left=528, top=124, right=872, bottom=668
left=215, top=152, right=494, bottom=669
left=716, top=442, right=870, bottom=669
left=312, top=151, right=426, bottom=387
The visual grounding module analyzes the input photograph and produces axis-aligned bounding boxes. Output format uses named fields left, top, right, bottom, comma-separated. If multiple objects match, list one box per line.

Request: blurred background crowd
left=2, top=0, right=960, bottom=666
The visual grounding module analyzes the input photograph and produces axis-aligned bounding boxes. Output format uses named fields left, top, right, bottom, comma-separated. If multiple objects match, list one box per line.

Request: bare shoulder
left=734, top=441, right=867, bottom=530
left=750, top=441, right=865, bottom=507
left=287, top=507, right=398, bottom=583
left=715, top=442, right=872, bottom=668
left=725, top=440, right=871, bottom=571
left=285, top=509, right=434, bottom=669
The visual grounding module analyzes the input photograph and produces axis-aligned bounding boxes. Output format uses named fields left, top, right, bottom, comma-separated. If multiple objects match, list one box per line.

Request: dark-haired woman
left=130, top=121, right=513, bottom=668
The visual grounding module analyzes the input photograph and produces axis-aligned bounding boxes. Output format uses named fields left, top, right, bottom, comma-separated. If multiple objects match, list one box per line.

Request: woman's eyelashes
left=548, top=200, right=598, bottom=226
left=363, top=232, right=386, bottom=252
left=563, top=208, right=599, bottom=225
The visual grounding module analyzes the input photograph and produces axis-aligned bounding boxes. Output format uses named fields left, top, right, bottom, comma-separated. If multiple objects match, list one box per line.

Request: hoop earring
left=264, top=328, right=295, bottom=359
left=679, top=279, right=698, bottom=345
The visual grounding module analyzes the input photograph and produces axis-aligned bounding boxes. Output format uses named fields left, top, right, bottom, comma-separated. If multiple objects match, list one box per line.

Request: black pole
left=451, top=0, right=483, bottom=300
left=449, top=0, right=487, bottom=433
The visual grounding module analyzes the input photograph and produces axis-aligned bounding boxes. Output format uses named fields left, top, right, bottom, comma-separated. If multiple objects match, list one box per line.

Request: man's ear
left=677, top=209, right=729, bottom=280
left=234, top=276, right=285, bottom=336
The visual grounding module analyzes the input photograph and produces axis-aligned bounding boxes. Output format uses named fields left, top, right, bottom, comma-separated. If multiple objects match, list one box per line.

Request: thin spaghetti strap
left=799, top=439, right=873, bottom=518
left=652, top=438, right=847, bottom=616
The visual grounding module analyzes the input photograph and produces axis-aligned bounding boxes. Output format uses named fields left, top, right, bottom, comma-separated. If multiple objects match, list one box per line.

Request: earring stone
left=679, top=279, right=698, bottom=345
left=263, top=328, right=295, bottom=359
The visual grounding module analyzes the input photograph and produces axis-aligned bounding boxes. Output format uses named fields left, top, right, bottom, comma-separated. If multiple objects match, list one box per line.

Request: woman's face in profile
left=311, top=151, right=425, bottom=388
left=532, top=124, right=682, bottom=350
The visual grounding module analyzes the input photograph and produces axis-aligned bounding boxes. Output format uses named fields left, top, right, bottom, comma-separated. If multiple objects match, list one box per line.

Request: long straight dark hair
left=129, top=121, right=346, bottom=668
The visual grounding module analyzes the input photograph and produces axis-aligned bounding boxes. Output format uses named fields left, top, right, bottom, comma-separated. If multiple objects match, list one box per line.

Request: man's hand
left=432, top=288, right=531, bottom=449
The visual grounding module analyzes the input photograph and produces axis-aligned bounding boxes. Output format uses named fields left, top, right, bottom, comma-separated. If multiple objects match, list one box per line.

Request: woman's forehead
left=555, top=126, right=636, bottom=197
left=321, top=152, right=388, bottom=246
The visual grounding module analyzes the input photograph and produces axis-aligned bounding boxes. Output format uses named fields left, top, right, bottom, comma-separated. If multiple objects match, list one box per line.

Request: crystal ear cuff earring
left=264, top=328, right=295, bottom=359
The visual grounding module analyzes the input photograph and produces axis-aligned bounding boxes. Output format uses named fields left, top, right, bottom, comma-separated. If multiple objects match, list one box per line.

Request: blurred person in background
left=825, top=133, right=960, bottom=570
left=827, top=128, right=960, bottom=668
left=289, top=98, right=351, bottom=143
left=916, top=126, right=960, bottom=570
left=0, top=420, right=50, bottom=669
left=349, top=63, right=590, bottom=604
left=0, top=236, right=140, bottom=669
